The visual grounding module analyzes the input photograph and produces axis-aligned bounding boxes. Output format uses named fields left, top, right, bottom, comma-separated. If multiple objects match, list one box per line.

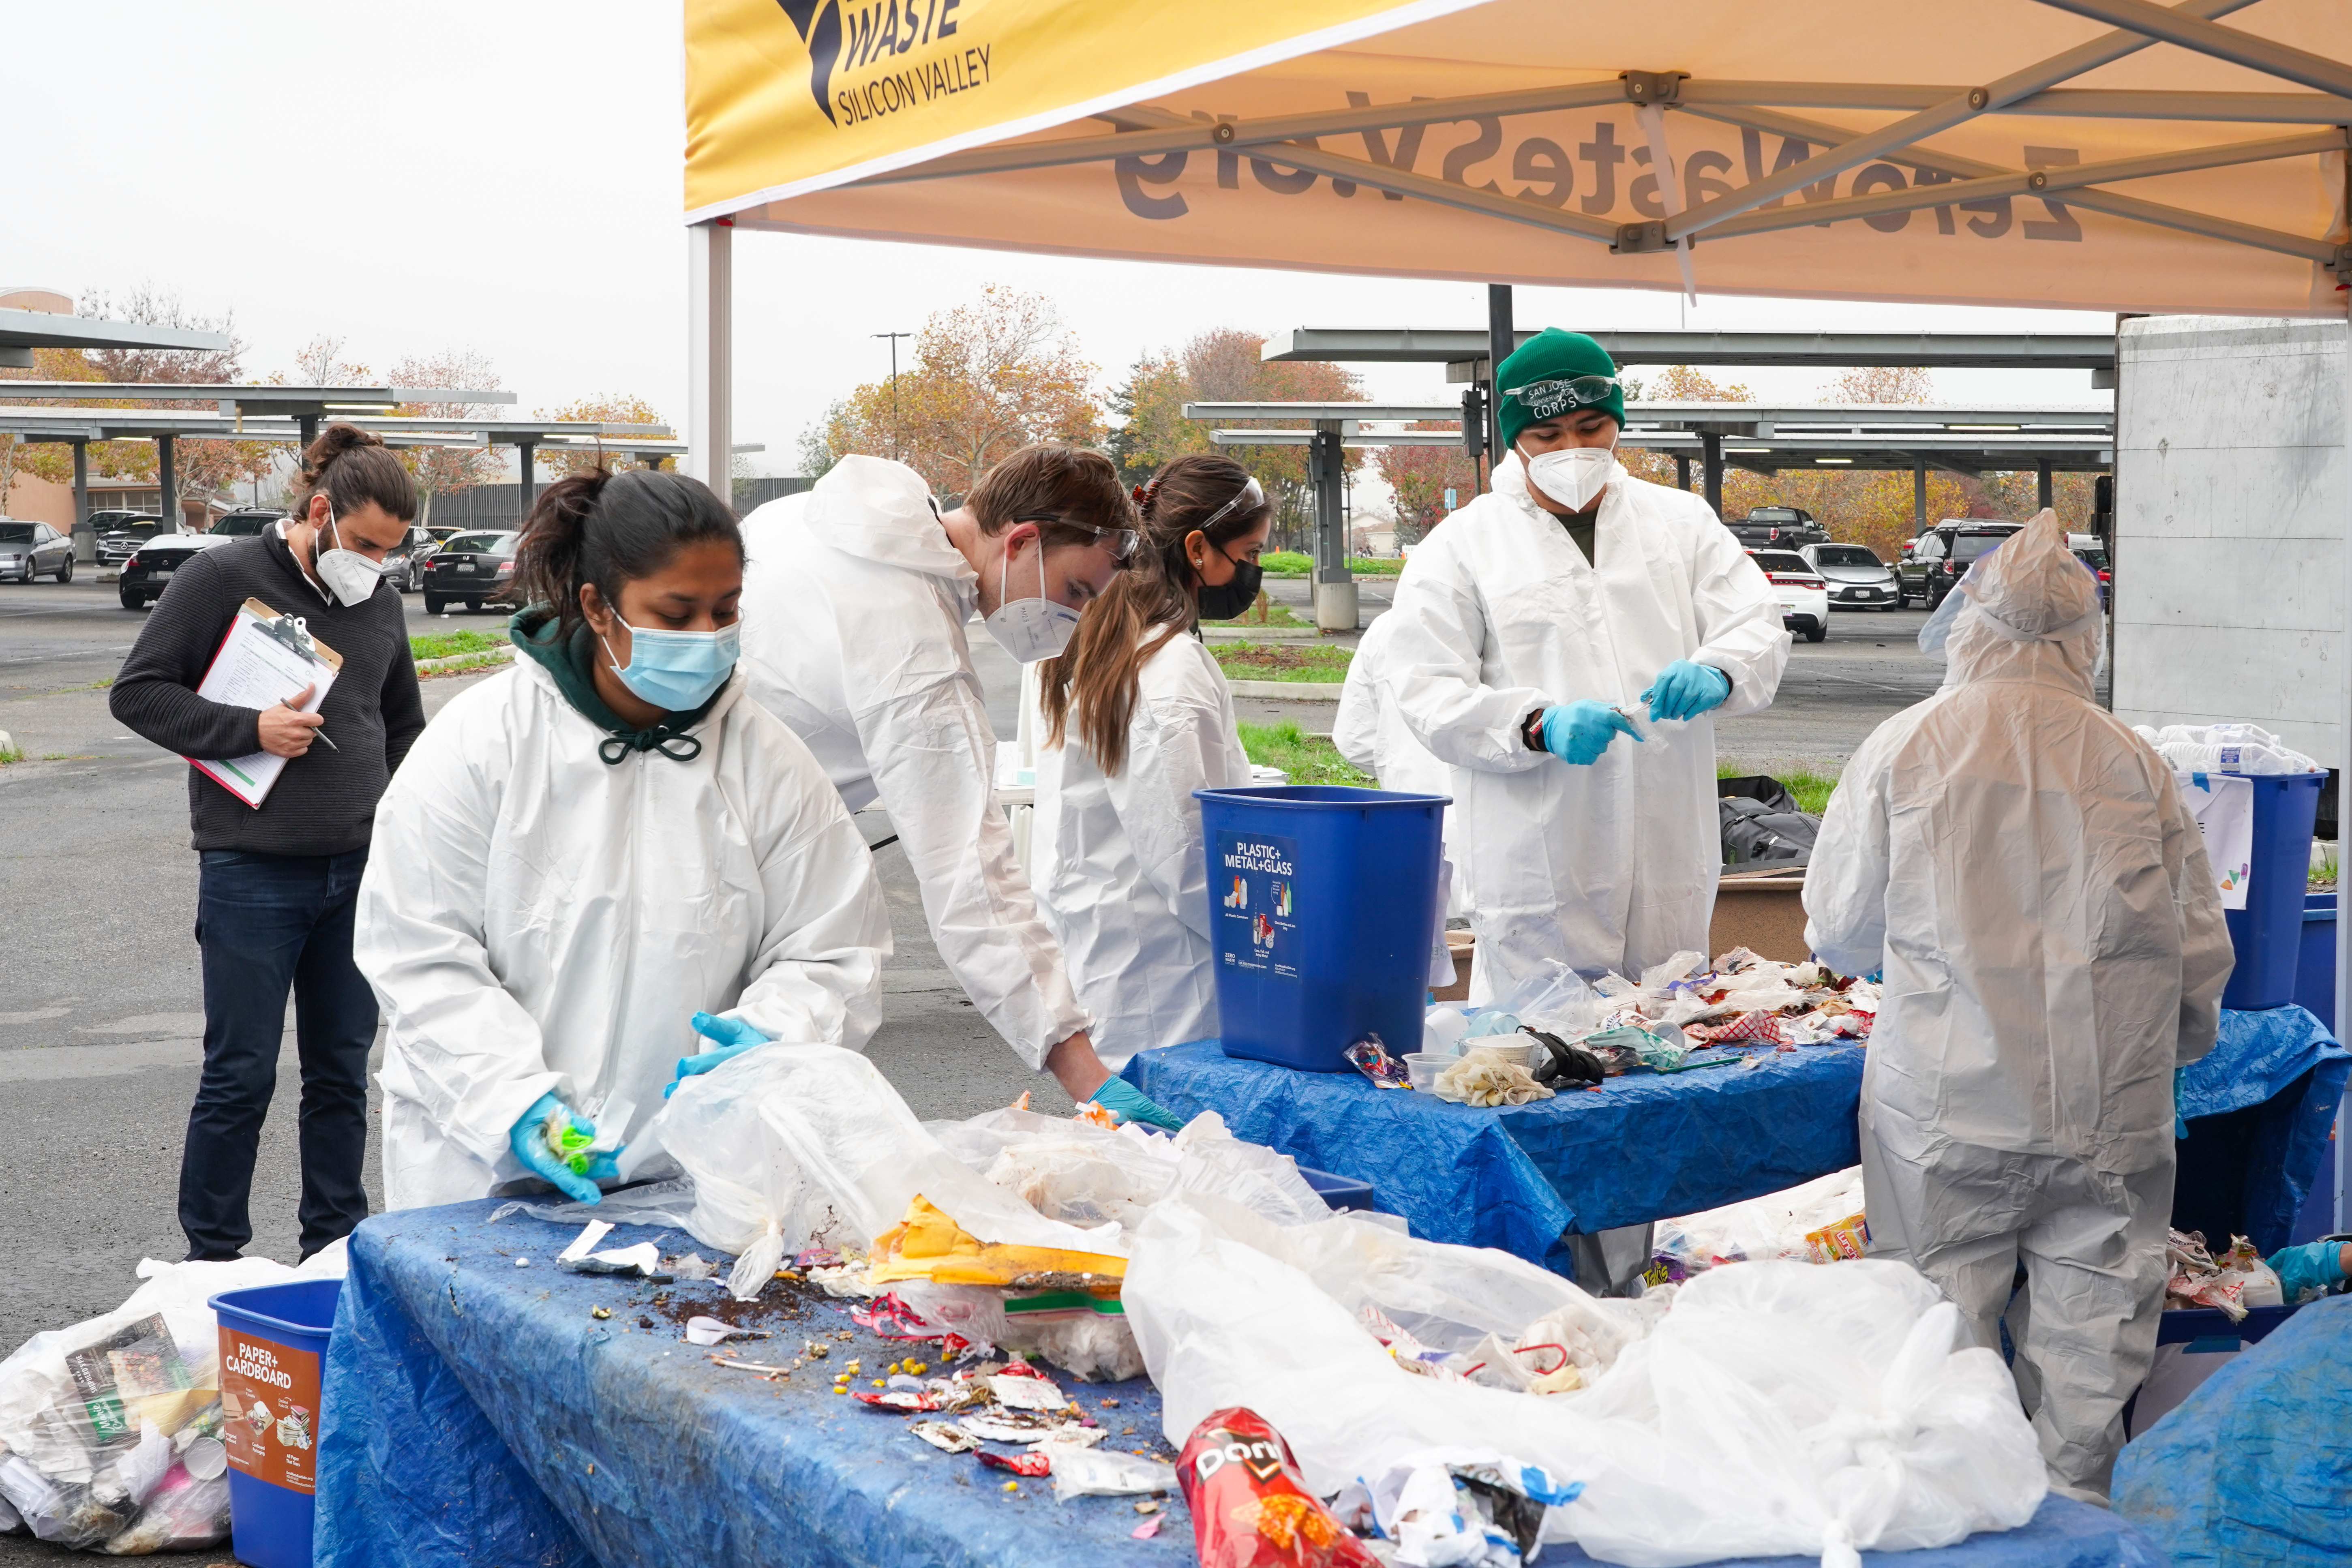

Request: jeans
left=183, top=847, right=376, bottom=1261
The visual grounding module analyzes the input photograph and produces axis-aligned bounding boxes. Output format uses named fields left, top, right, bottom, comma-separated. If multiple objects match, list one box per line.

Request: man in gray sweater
left=111, top=426, right=425, bottom=1261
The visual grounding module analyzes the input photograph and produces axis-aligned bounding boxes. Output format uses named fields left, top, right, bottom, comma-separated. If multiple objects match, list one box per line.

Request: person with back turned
left=109, top=424, right=424, bottom=1261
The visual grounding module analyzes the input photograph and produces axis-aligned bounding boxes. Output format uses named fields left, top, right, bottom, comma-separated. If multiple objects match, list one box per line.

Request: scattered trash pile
left=2165, top=1230, right=2285, bottom=1320
left=0, top=1249, right=345, bottom=1555
left=1650, top=1167, right=1871, bottom=1285
left=1377, top=950, right=1878, bottom=1107
left=1124, top=1197, right=2048, bottom=1568
left=2136, top=722, right=2324, bottom=776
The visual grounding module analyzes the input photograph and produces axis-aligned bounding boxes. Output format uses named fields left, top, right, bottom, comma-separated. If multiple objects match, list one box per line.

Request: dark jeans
left=184, top=847, right=376, bottom=1261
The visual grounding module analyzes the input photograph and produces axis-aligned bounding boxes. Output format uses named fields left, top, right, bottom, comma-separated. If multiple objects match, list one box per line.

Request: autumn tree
left=1372, top=424, right=1478, bottom=546
left=1108, top=328, right=1366, bottom=553
left=819, top=287, right=1103, bottom=497
left=1823, top=364, right=1934, bottom=405
left=534, top=394, right=671, bottom=483
left=389, top=349, right=507, bottom=524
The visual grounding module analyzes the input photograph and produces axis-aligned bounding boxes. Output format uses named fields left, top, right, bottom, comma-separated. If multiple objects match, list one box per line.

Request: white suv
left=1748, top=549, right=1829, bottom=644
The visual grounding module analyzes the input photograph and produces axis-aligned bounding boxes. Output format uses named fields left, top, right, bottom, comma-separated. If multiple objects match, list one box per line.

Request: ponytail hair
left=1039, top=454, right=1271, bottom=775
left=514, top=467, right=741, bottom=635
left=287, top=422, right=416, bottom=524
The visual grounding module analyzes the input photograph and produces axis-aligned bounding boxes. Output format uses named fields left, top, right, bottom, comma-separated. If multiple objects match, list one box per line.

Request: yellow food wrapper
left=1805, top=1213, right=1870, bottom=1264
left=866, top=1195, right=1125, bottom=1293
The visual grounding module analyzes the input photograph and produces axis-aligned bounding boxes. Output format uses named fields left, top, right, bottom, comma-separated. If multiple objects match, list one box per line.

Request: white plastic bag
left=1050, top=1445, right=1178, bottom=1501
left=1124, top=1197, right=2044, bottom=1568
left=634, top=1045, right=1121, bottom=1298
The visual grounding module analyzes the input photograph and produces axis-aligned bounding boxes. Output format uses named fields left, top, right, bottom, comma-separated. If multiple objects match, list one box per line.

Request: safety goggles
left=1503, top=374, right=1621, bottom=419
left=1197, top=476, right=1266, bottom=533
left=1016, top=514, right=1141, bottom=562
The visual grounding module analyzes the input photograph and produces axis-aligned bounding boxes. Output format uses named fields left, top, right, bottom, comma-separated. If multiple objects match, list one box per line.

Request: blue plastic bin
left=1195, top=785, right=1447, bottom=1072
left=2221, top=773, right=2325, bottom=1011
left=1298, top=1165, right=1377, bottom=1212
left=2296, top=892, right=2337, bottom=1031
left=210, top=1279, right=341, bottom=1568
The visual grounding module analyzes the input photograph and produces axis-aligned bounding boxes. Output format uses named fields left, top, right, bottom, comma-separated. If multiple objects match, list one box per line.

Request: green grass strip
left=1237, top=719, right=1374, bottom=788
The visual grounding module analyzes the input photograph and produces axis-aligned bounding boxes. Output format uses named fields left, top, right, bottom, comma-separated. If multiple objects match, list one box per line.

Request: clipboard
left=189, top=598, right=344, bottom=808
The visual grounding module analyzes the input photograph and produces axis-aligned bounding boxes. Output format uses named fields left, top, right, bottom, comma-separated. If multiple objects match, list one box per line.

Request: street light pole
left=873, top=331, right=912, bottom=461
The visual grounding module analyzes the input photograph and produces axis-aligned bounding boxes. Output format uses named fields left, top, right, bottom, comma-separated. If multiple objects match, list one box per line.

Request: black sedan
left=422, top=530, right=523, bottom=614
left=119, top=533, right=228, bottom=610
left=0, top=520, right=76, bottom=583
left=93, top=513, right=170, bottom=567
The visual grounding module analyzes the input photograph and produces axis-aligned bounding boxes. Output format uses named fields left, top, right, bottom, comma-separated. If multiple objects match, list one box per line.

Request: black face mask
left=1194, top=554, right=1263, bottom=621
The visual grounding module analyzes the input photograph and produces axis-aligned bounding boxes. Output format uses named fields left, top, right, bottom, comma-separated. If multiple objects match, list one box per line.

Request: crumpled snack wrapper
left=1433, top=1047, right=1555, bottom=1108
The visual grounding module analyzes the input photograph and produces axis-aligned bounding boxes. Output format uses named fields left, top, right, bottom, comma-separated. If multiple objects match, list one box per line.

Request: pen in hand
left=278, top=693, right=338, bottom=752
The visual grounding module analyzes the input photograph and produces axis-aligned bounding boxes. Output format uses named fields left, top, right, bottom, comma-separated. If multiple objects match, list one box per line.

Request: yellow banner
left=684, top=0, right=1488, bottom=219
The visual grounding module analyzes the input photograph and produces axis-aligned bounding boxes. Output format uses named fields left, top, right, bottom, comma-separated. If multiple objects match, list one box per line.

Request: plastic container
left=1297, top=1165, right=1376, bottom=1212
left=1195, top=785, right=1447, bottom=1072
left=2220, top=773, right=2325, bottom=1011
left=209, top=1279, right=341, bottom=1568
left=2296, top=892, right=2336, bottom=1031
left=1403, top=1052, right=1453, bottom=1091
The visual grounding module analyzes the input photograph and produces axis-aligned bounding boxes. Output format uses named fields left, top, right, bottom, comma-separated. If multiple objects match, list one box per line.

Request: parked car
left=1798, top=542, right=1898, bottom=610
left=118, top=531, right=231, bottom=610
left=92, top=512, right=169, bottom=567
left=0, top=519, right=77, bottom=583
left=206, top=508, right=286, bottom=538
left=2072, top=542, right=2111, bottom=607
left=1748, top=548, right=1829, bottom=643
left=382, top=525, right=438, bottom=593
left=1728, top=506, right=1829, bottom=549
left=422, top=530, right=522, bottom=614
left=1896, top=521, right=2024, bottom=608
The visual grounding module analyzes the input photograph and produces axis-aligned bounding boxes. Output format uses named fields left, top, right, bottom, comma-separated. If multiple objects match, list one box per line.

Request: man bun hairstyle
left=965, top=444, right=1134, bottom=555
left=514, top=467, right=743, bottom=634
left=288, top=422, right=417, bottom=524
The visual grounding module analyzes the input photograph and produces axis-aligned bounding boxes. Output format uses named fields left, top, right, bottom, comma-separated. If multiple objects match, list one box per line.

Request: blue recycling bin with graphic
left=1194, top=785, right=1448, bottom=1072
left=2218, top=773, right=2325, bottom=1011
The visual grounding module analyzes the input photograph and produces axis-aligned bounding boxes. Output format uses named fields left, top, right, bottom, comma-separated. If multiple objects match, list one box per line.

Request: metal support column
left=1701, top=432, right=1723, bottom=518
left=2037, top=459, right=2054, bottom=512
left=1486, top=284, right=1513, bottom=464
left=517, top=441, right=536, bottom=520
left=297, top=414, right=318, bottom=451
left=1914, top=461, right=1928, bottom=533
left=71, top=441, right=91, bottom=562
left=1310, top=422, right=1356, bottom=631
left=1675, top=455, right=1691, bottom=492
left=685, top=220, right=734, bottom=494
left=156, top=436, right=176, bottom=530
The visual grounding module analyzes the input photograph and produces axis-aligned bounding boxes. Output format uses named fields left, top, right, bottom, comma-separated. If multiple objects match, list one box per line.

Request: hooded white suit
left=736, top=456, right=1090, bottom=1069
left=1804, top=510, right=2233, bottom=1501
left=1381, top=452, right=1789, bottom=994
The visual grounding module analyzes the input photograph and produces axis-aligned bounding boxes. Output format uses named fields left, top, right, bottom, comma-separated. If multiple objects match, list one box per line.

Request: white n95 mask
left=314, top=501, right=390, bottom=606
left=983, top=540, right=1080, bottom=664
left=1522, top=445, right=1617, bottom=512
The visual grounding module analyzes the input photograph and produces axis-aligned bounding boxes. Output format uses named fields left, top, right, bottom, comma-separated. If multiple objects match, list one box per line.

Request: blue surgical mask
left=600, top=619, right=740, bottom=711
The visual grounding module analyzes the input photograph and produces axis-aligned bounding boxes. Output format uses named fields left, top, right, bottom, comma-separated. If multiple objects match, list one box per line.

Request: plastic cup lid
left=181, top=1435, right=227, bottom=1481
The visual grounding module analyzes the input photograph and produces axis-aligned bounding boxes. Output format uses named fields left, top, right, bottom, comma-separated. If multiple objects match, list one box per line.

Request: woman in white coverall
left=1029, top=456, right=1266, bottom=1066
left=1381, top=328, right=1789, bottom=993
left=737, top=446, right=1183, bottom=1129
left=1804, top=510, right=2232, bottom=1504
left=356, top=469, right=890, bottom=1208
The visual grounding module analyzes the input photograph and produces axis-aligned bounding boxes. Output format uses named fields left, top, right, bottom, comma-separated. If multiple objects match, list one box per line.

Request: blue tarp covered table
left=2174, top=1005, right=2349, bottom=1255
left=316, top=1202, right=2159, bottom=1568
left=2114, top=1293, right=2352, bottom=1565
left=1123, top=1040, right=1867, bottom=1271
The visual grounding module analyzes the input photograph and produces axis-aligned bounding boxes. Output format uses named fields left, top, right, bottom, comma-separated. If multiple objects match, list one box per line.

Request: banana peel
left=867, top=1195, right=1124, bottom=1295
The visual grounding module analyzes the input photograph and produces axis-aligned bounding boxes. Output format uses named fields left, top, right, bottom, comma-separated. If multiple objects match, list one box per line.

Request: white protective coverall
left=1803, top=511, right=2232, bottom=1502
left=1032, top=629, right=1252, bottom=1067
left=1335, top=609, right=1463, bottom=920
left=737, top=456, right=1090, bottom=1069
left=1382, top=451, right=1789, bottom=994
left=356, top=658, right=891, bottom=1210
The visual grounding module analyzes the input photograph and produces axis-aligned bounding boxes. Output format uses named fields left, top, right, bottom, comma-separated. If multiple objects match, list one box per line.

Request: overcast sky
left=11, top=2, right=2114, bottom=476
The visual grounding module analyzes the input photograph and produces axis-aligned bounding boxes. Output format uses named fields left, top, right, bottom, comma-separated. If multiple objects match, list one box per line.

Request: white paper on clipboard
left=189, top=598, right=342, bottom=808
left=2176, top=771, right=2255, bottom=912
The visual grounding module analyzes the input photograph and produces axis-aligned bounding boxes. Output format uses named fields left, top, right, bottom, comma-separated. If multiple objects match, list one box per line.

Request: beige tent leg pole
left=686, top=220, right=733, bottom=498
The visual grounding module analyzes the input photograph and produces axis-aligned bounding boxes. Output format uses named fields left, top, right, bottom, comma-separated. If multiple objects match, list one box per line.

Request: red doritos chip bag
left=1178, top=1407, right=1381, bottom=1568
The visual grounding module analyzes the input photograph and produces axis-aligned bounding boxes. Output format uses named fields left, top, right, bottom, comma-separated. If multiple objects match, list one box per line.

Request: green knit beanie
left=1496, top=329, right=1625, bottom=452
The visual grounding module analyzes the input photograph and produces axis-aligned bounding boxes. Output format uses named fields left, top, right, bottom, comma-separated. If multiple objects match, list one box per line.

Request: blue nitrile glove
left=508, top=1092, right=604, bottom=1204
left=666, top=1011, right=772, bottom=1098
left=1088, top=1075, right=1184, bottom=1133
left=1641, top=660, right=1733, bottom=723
left=2266, top=1240, right=2348, bottom=1302
left=1538, top=701, right=1643, bottom=766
